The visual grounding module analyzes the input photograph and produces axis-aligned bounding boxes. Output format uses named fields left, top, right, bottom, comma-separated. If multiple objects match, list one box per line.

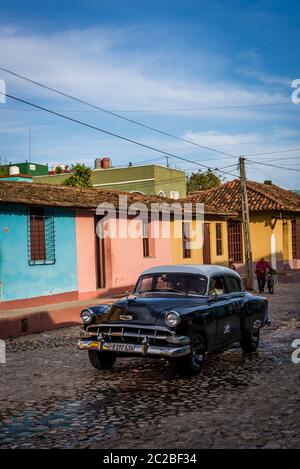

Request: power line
left=217, top=163, right=239, bottom=170
left=0, top=101, right=292, bottom=112
left=245, top=147, right=300, bottom=157
left=247, top=159, right=300, bottom=173
left=0, top=66, right=238, bottom=159
left=0, top=90, right=239, bottom=179
left=248, top=164, right=295, bottom=191
left=252, top=155, right=300, bottom=163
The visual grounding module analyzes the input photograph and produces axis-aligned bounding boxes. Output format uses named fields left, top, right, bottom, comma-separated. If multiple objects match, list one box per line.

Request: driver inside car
left=209, top=277, right=225, bottom=296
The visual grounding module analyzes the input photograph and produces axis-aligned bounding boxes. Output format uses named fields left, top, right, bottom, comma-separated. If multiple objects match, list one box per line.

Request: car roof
left=140, top=264, right=241, bottom=278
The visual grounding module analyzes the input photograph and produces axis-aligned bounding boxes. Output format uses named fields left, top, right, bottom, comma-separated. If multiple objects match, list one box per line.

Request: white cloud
left=236, top=67, right=291, bottom=87
left=0, top=25, right=299, bottom=190
left=0, top=26, right=289, bottom=115
left=182, top=130, right=261, bottom=147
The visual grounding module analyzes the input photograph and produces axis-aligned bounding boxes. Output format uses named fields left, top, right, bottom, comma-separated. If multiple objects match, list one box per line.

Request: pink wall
left=76, top=209, right=97, bottom=293
left=76, top=211, right=172, bottom=295
left=106, top=219, right=172, bottom=289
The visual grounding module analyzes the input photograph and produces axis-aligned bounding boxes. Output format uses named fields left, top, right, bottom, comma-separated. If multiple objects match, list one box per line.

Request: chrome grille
left=86, top=323, right=174, bottom=345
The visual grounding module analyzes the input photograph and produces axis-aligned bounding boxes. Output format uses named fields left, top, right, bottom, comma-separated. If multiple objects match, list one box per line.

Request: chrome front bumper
left=77, top=338, right=191, bottom=358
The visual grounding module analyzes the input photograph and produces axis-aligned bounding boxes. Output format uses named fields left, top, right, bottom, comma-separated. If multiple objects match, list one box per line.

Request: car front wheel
left=240, top=328, right=260, bottom=353
left=175, top=333, right=206, bottom=375
left=88, top=350, right=117, bottom=370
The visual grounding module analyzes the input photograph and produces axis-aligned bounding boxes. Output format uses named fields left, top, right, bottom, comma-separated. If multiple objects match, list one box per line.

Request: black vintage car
left=78, top=265, right=270, bottom=374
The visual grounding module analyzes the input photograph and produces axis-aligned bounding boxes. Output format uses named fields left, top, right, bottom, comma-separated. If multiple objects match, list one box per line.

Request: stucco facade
left=229, top=214, right=295, bottom=272
left=34, top=164, right=187, bottom=198
left=0, top=204, right=78, bottom=307
left=76, top=210, right=172, bottom=298
left=171, top=218, right=229, bottom=267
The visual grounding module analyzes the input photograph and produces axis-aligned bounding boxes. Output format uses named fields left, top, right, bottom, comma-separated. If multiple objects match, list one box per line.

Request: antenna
left=28, top=127, right=31, bottom=162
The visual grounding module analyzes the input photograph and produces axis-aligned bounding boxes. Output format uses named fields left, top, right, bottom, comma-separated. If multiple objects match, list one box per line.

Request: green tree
left=186, top=169, right=223, bottom=192
left=55, top=165, right=63, bottom=174
left=62, top=163, right=92, bottom=188
left=264, top=179, right=273, bottom=185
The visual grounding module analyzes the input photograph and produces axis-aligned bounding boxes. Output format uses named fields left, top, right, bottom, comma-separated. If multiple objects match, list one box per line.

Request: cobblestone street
left=0, top=272, right=299, bottom=449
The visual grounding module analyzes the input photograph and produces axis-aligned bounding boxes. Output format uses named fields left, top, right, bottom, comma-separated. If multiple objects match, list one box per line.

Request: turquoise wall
left=0, top=204, right=78, bottom=301
left=0, top=177, right=33, bottom=182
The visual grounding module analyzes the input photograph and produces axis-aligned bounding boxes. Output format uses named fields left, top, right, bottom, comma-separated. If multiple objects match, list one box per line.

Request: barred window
left=216, top=223, right=223, bottom=256
left=228, top=221, right=243, bottom=263
left=292, top=218, right=300, bottom=259
left=28, top=207, right=55, bottom=265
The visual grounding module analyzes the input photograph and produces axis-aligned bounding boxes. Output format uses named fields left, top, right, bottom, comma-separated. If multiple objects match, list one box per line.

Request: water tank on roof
left=101, top=157, right=111, bottom=169
left=9, top=166, right=20, bottom=176
left=94, top=158, right=102, bottom=169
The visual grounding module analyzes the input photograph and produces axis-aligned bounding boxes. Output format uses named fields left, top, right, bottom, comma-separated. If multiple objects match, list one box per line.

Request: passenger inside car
left=209, top=277, right=225, bottom=296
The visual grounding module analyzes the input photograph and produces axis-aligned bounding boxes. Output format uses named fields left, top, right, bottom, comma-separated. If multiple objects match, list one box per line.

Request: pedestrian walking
left=255, top=258, right=270, bottom=293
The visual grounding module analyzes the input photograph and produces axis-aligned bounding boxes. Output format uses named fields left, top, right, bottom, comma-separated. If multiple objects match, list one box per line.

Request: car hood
left=101, top=294, right=208, bottom=326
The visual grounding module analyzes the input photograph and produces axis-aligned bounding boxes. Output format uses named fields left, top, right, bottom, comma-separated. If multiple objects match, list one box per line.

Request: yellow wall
left=171, top=219, right=203, bottom=265
left=248, top=214, right=293, bottom=266
left=209, top=220, right=229, bottom=266
left=170, top=214, right=294, bottom=270
left=171, top=219, right=229, bottom=266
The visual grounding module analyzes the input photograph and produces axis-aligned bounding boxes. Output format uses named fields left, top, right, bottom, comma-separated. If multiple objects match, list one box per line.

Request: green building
left=0, top=162, right=49, bottom=176
left=33, top=164, right=186, bottom=198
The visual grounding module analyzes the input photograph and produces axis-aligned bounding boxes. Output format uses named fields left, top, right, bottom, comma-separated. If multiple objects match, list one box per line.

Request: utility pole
left=239, top=156, right=254, bottom=290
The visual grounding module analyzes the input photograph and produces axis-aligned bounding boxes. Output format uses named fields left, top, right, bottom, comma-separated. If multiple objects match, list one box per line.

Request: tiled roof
left=0, top=181, right=234, bottom=216
left=188, top=179, right=300, bottom=213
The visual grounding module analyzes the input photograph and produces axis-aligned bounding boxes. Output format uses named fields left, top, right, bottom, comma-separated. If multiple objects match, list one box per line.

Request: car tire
left=175, top=333, right=206, bottom=375
left=240, top=328, right=260, bottom=353
left=88, top=350, right=117, bottom=370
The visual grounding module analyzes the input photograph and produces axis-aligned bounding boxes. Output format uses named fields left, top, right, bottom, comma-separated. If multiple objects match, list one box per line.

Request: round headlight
left=165, top=311, right=181, bottom=328
left=80, top=309, right=93, bottom=324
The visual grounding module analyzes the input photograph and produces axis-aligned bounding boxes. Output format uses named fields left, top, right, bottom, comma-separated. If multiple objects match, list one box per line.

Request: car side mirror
left=208, top=292, right=218, bottom=301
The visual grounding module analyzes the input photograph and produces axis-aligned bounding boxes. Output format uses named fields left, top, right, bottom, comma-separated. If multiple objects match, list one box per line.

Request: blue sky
left=0, top=0, right=299, bottom=187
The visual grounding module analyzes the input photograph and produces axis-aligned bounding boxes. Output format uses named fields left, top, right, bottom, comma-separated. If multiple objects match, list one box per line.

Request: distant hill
left=295, top=190, right=300, bottom=195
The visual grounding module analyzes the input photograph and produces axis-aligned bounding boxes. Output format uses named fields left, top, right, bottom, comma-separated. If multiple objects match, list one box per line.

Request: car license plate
left=109, top=343, right=135, bottom=353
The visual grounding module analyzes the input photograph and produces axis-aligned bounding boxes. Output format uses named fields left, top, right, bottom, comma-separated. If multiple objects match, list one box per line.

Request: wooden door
left=94, top=216, right=106, bottom=288
left=203, top=223, right=211, bottom=264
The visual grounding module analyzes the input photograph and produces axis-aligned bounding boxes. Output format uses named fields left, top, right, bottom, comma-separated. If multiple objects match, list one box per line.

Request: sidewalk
left=0, top=296, right=115, bottom=339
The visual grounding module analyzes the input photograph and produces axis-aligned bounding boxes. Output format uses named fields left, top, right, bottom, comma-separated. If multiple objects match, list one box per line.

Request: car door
left=208, top=275, right=229, bottom=347
left=209, top=275, right=243, bottom=347
left=222, top=275, right=244, bottom=344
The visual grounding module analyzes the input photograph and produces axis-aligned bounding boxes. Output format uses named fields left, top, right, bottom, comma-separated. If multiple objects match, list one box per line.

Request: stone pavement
left=0, top=272, right=299, bottom=449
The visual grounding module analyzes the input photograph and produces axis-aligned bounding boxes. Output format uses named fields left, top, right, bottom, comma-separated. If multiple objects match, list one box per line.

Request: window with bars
left=28, top=207, right=55, bottom=265
left=182, top=222, right=191, bottom=258
left=216, top=223, right=223, bottom=256
left=228, top=221, right=243, bottom=263
left=142, top=218, right=150, bottom=257
left=292, top=218, right=300, bottom=259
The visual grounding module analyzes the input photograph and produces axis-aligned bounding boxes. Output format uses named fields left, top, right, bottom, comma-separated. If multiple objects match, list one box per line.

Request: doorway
left=94, top=216, right=106, bottom=288
left=203, top=223, right=211, bottom=264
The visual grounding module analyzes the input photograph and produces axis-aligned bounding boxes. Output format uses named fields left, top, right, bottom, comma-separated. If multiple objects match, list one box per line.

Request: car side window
left=225, top=276, right=242, bottom=293
left=208, top=276, right=225, bottom=296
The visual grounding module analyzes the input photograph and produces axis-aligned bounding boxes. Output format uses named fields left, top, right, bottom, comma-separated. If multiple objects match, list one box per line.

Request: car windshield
left=134, top=273, right=208, bottom=296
